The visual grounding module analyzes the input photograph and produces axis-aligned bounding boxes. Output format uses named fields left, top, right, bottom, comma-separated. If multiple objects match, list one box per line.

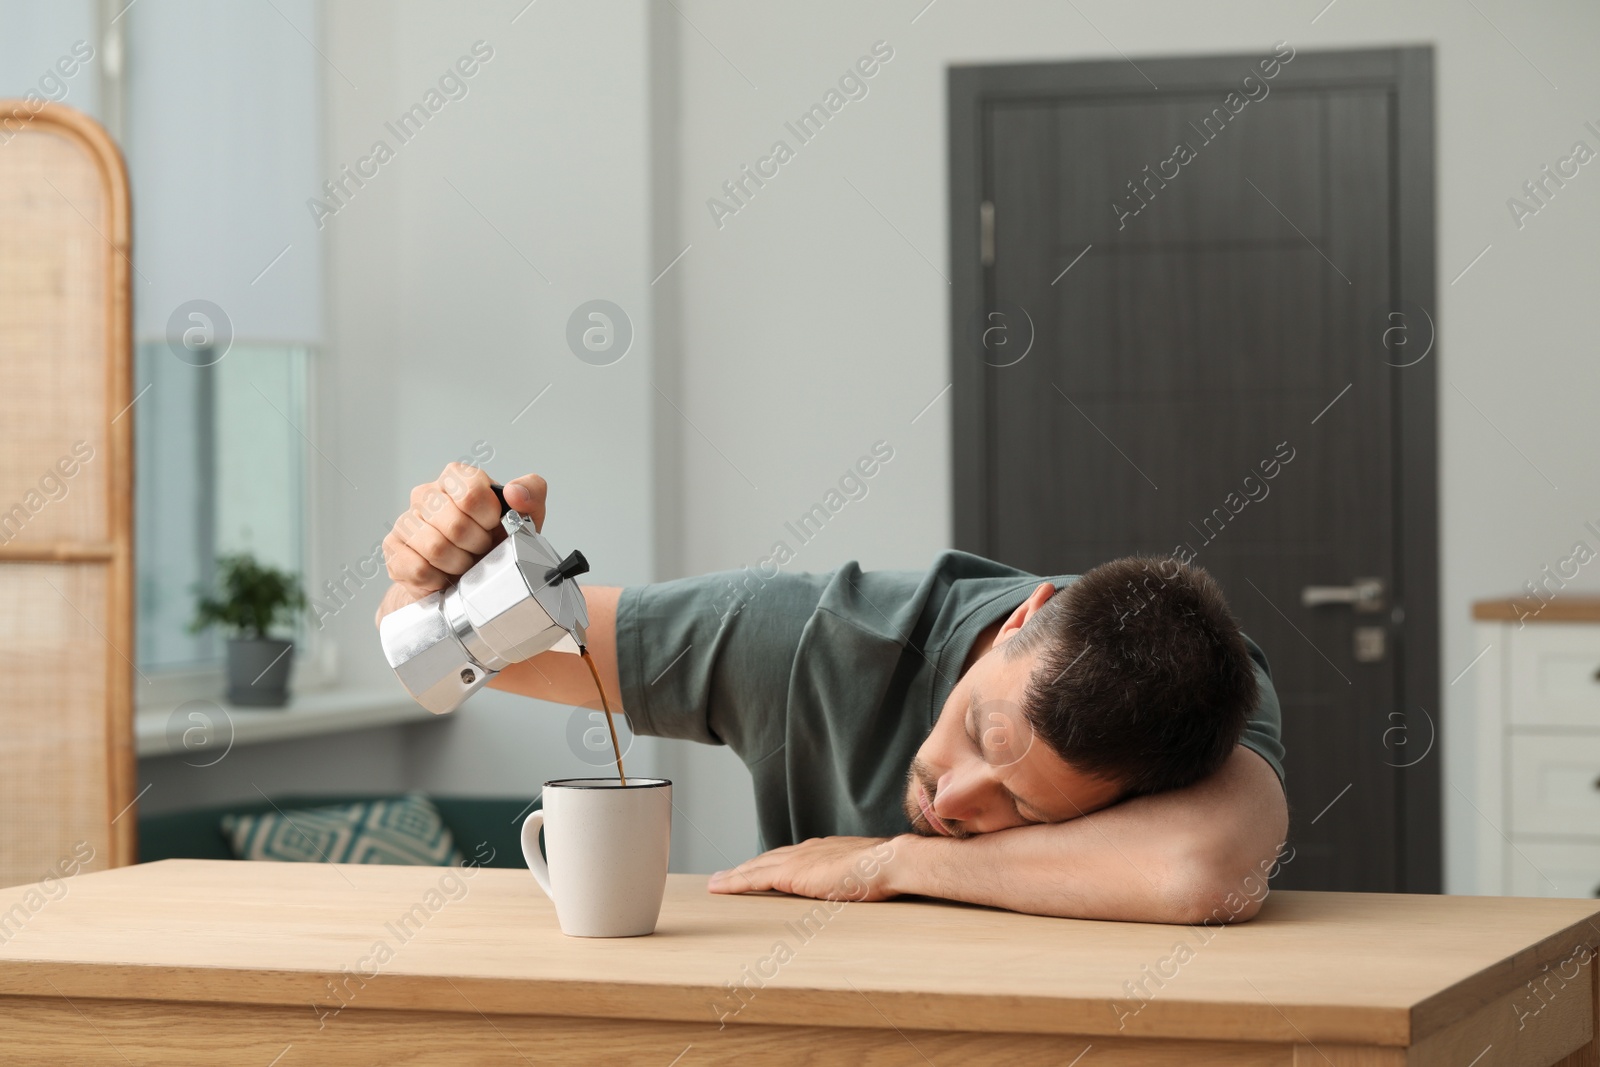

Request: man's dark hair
left=1007, top=556, right=1258, bottom=799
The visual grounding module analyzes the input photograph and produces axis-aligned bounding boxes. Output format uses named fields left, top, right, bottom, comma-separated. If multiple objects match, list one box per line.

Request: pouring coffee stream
left=379, top=481, right=628, bottom=783
left=578, top=647, right=626, bottom=785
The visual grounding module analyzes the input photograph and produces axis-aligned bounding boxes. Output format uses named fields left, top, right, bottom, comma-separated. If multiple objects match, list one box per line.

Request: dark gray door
left=950, top=49, right=1437, bottom=892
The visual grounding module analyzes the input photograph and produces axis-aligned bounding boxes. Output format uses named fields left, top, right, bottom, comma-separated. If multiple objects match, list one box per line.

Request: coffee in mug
left=520, top=777, right=672, bottom=937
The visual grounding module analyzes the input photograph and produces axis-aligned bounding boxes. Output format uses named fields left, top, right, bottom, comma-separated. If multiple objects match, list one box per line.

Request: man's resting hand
left=708, top=837, right=900, bottom=902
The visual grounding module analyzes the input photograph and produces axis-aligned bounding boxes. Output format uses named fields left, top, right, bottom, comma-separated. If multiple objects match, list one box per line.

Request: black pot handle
left=489, top=482, right=513, bottom=517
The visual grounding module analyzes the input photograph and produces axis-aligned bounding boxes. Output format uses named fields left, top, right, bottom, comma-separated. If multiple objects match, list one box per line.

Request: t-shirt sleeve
left=614, top=571, right=823, bottom=763
left=1237, top=633, right=1286, bottom=788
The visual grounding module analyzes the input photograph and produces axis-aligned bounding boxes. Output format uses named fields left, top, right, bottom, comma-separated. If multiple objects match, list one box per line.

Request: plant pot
left=226, top=637, right=295, bottom=707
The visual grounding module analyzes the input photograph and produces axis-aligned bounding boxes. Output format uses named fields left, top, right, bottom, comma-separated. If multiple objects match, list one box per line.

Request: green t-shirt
left=615, top=550, right=1285, bottom=850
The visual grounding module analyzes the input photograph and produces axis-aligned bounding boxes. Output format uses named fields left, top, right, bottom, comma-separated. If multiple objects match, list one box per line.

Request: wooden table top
left=1, top=861, right=1597, bottom=1049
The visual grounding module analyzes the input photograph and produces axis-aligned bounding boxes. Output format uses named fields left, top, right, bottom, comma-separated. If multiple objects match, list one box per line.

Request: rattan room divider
left=0, top=102, right=135, bottom=887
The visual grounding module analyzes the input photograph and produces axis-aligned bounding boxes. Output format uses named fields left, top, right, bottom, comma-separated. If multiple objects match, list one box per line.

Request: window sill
left=134, top=685, right=442, bottom=758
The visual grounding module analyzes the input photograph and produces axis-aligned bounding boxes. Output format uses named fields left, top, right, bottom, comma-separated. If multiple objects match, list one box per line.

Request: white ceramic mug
left=520, top=777, right=672, bottom=937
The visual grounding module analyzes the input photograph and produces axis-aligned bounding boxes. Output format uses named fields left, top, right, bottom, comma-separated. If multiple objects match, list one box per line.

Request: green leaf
left=189, top=552, right=306, bottom=640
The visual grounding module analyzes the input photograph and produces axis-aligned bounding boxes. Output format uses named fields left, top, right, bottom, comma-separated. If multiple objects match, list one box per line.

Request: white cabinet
left=1475, top=603, right=1600, bottom=896
left=1507, top=625, right=1600, bottom=727
left=1509, top=735, right=1600, bottom=836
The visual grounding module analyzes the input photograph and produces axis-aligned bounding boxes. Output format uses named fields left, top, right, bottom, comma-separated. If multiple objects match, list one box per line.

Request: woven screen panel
left=0, top=564, right=112, bottom=884
left=0, top=126, right=110, bottom=547
left=0, top=104, right=132, bottom=888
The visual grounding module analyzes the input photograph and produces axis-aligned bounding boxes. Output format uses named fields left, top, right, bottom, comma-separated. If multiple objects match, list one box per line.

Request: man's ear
left=992, top=582, right=1057, bottom=649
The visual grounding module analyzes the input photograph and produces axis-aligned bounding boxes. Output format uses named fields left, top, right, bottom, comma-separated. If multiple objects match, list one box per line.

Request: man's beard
left=902, top=757, right=970, bottom=838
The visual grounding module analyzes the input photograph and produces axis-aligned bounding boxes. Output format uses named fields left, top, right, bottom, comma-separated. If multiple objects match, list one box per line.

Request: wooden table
left=2, top=860, right=1600, bottom=1065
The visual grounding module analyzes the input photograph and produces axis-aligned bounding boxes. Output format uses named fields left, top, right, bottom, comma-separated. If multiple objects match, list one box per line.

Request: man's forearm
left=486, top=584, right=625, bottom=710
left=884, top=745, right=1289, bottom=923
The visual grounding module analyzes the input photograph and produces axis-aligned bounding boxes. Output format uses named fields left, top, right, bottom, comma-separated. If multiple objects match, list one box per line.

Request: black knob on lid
left=544, top=549, right=589, bottom=585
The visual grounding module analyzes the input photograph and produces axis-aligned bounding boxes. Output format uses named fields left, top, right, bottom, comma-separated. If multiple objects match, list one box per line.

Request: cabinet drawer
left=1509, top=623, right=1600, bottom=727
left=1510, top=734, right=1600, bottom=836
left=1508, top=839, right=1600, bottom=898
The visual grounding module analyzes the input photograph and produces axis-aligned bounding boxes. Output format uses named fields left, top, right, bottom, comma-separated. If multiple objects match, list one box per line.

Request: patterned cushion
left=220, top=793, right=464, bottom=866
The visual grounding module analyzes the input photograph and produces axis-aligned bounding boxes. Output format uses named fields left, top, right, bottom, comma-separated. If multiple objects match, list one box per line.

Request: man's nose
left=934, top=769, right=987, bottom=824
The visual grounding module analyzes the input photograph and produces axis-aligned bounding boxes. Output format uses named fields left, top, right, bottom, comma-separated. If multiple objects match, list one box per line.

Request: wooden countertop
left=2, top=859, right=1599, bottom=1056
left=1474, top=596, right=1600, bottom=622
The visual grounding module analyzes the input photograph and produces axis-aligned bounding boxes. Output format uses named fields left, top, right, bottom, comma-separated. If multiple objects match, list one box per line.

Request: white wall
left=313, top=0, right=684, bottom=845
left=123, top=0, right=323, bottom=345
left=660, top=0, right=1600, bottom=889
left=0, top=1, right=100, bottom=119
left=319, top=0, right=658, bottom=664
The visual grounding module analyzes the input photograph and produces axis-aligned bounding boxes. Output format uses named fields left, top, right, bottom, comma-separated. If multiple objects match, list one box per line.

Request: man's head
left=903, top=556, right=1258, bottom=838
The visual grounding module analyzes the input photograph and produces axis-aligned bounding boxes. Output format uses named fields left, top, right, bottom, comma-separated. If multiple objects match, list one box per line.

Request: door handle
left=1301, top=578, right=1385, bottom=612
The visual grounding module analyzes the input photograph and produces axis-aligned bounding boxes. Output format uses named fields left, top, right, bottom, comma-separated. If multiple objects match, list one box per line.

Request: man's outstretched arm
left=710, top=744, right=1289, bottom=924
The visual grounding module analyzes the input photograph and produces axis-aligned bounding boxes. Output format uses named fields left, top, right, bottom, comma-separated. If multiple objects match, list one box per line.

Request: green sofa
left=137, top=794, right=538, bottom=869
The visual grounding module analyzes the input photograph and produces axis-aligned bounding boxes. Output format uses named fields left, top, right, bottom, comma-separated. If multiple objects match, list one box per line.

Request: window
left=134, top=342, right=311, bottom=671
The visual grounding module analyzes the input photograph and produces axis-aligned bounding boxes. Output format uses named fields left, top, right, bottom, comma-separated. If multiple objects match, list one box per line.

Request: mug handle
left=520, top=811, right=553, bottom=897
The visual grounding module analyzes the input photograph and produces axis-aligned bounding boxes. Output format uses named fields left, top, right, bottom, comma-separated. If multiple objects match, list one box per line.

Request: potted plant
left=190, top=553, right=307, bottom=707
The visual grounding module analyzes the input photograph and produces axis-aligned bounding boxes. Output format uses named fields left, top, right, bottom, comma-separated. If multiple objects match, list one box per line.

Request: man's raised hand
left=375, top=464, right=548, bottom=623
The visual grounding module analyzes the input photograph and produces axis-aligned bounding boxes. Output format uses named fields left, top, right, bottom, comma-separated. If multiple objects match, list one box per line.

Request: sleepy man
left=375, top=465, right=1290, bottom=923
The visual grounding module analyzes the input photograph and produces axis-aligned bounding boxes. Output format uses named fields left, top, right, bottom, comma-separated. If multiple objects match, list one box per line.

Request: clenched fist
left=374, top=464, right=548, bottom=626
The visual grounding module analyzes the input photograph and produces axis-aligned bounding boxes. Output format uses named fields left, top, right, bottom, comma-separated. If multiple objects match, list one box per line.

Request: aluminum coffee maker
left=380, top=485, right=590, bottom=714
